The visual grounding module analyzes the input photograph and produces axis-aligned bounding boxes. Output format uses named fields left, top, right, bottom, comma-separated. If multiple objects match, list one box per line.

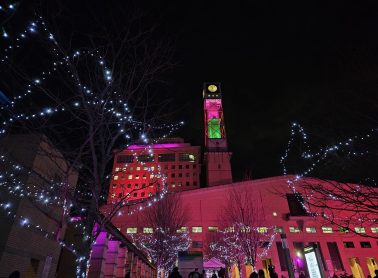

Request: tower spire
left=203, top=82, right=232, bottom=186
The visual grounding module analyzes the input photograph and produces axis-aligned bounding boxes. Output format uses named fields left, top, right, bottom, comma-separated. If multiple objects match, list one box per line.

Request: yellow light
left=208, top=84, right=217, bottom=92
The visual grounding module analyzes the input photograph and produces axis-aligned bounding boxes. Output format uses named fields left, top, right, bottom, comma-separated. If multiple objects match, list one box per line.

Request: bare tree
left=294, top=177, right=378, bottom=239
left=130, top=193, right=191, bottom=277
left=207, top=187, right=275, bottom=273
left=0, top=4, right=177, bottom=276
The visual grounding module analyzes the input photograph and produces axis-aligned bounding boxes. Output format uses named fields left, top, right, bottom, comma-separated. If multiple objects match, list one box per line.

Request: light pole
left=280, top=233, right=295, bottom=278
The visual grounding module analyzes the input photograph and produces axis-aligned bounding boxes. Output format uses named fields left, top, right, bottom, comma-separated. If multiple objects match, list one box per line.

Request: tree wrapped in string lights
left=207, top=187, right=276, bottom=275
left=282, top=123, right=378, bottom=239
left=131, top=193, right=191, bottom=277
left=0, top=4, right=179, bottom=276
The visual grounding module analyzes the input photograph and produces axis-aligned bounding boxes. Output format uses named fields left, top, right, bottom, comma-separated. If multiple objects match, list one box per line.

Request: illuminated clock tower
left=203, top=82, right=232, bottom=186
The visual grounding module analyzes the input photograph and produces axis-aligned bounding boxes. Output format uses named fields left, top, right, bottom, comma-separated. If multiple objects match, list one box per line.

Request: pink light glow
left=128, top=143, right=187, bottom=150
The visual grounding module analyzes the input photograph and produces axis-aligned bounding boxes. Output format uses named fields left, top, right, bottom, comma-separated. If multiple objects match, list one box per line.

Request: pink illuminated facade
left=94, top=82, right=378, bottom=278
left=107, top=138, right=200, bottom=203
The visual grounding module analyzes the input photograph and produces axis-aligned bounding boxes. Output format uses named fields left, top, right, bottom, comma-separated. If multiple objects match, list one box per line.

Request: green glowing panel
left=208, top=118, right=221, bottom=138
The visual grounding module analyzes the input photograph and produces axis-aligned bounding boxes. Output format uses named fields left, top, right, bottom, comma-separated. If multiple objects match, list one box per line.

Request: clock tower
left=203, top=82, right=232, bottom=186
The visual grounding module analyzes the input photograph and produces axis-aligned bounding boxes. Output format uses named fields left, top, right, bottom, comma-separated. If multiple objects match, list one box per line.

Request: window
left=118, top=193, right=123, bottom=198
left=141, top=183, right=145, bottom=188
left=148, top=192, right=152, bottom=197
left=171, top=173, right=175, bottom=178
left=150, top=174, right=154, bottom=178
left=143, top=227, right=153, bottom=234
left=142, top=175, right=146, bottom=179
left=193, top=182, right=197, bottom=186
left=164, top=165, right=169, bottom=170
left=177, top=227, right=188, bottom=233
left=141, top=192, right=145, bottom=197
left=306, top=227, right=317, bottom=233
left=218, top=164, right=221, bottom=169
left=192, top=227, right=202, bottom=233
left=112, top=184, right=117, bottom=188
left=136, top=166, right=141, bottom=171
left=179, top=165, right=182, bottom=169
left=322, top=227, right=333, bottom=233
left=122, top=167, right=127, bottom=172
left=113, top=175, right=118, bottom=180
left=178, top=173, right=182, bottom=177
left=129, top=167, right=133, bottom=171
left=257, top=227, right=268, bottom=234
left=111, top=193, right=115, bottom=198
left=128, top=175, right=132, bottom=180
left=127, top=227, right=137, bottom=234
left=193, top=164, right=197, bottom=169
left=133, top=192, right=137, bottom=197
left=127, top=184, right=131, bottom=188
left=339, top=227, right=349, bottom=233
left=289, top=226, right=300, bottom=233
left=179, top=153, right=196, bottom=162
left=121, top=176, right=125, bottom=180
left=273, top=212, right=278, bottom=216
left=137, top=154, right=154, bottom=162
left=186, top=182, right=190, bottom=186
left=355, top=227, right=366, bottom=234
left=117, top=155, right=133, bottom=163
left=134, top=184, right=138, bottom=188
left=120, top=184, right=124, bottom=188
left=208, top=226, right=218, bottom=232
left=143, top=166, right=148, bottom=170
left=192, top=241, right=203, bottom=248
left=343, top=242, right=355, bottom=248
left=135, top=175, right=140, bottom=180
left=286, top=193, right=308, bottom=216
left=186, top=173, right=190, bottom=177
left=171, top=165, right=175, bottom=169
left=178, top=182, right=182, bottom=187
left=360, top=241, right=371, bottom=248
left=158, top=153, right=175, bottom=162
left=171, top=183, right=175, bottom=188
left=115, top=167, right=120, bottom=172
left=186, top=164, right=190, bottom=169
left=371, top=227, right=378, bottom=233
left=225, top=226, right=235, bottom=233
left=275, top=226, right=284, bottom=233
left=327, top=242, right=344, bottom=271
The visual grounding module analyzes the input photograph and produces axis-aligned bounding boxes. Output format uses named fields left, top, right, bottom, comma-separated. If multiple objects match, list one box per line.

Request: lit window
left=225, top=226, right=235, bottom=233
left=143, top=175, right=146, bottom=179
left=177, top=227, right=188, bottom=233
left=127, top=227, right=137, bottom=234
left=136, top=166, right=140, bottom=171
left=339, top=227, right=349, bottom=233
left=355, top=227, right=366, bottom=234
left=272, top=212, right=277, bottom=216
left=322, top=227, right=333, bottom=233
left=135, top=175, right=140, bottom=180
left=148, top=192, right=152, bottom=197
left=289, top=226, right=300, bottom=233
left=128, top=175, right=132, bottom=180
left=143, top=227, right=153, bottom=233
left=178, top=182, right=182, bottom=187
left=257, top=227, right=268, bottom=234
left=129, top=167, right=133, bottom=171
left=151, top=166, right=155, bottom=171
left=134, top=184, right=138, bottom=188
left=305, top=227, right=316, bottom=233
left=143, top=166, right=148, bottom=170
left=172, top=183, right=176, bottom=188
left=192, top=227, right=202, bottom=233
left=113, top=176, right=118, bottom=180
left=111, top=193, right=115, bottom=198
left=150, top=174, right=154, bottom=178
left=274, top=226, right=284, bottom=233
left=122, top=168, right=126, bottom=172
left=112, top=184, right=117, bottom=188
left=115, top=167, right=120, bottom=172
left=371, top=227, right=378, bottom=233
left=208, top=226, right=218, bottom=232
left=241, top=226, right=251, bottom=233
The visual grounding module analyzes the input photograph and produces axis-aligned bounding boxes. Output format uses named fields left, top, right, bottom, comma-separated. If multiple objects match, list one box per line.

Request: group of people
left=249, top=265, right=278, bottom=278
left=169, top=267, right=226, bottom=278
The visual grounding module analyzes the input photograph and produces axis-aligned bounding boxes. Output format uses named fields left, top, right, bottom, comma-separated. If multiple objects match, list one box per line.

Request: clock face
left=208, top=84, right=218, bottom=93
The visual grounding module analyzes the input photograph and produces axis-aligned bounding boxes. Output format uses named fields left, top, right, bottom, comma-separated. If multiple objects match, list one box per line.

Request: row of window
left=111, top=192, right=153, bottom=198
left=115, top=164, right=197, bottom=173
left=287, top=226, right=378, bottom=234
left=116, top=153, right=196, bottom=163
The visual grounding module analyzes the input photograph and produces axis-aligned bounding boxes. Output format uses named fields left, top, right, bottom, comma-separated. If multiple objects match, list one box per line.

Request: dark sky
left=5, top=0, right=378, bottom=181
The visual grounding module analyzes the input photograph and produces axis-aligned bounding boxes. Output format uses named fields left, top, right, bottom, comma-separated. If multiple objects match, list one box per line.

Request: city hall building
left=92, top=83, right=378, bottom=278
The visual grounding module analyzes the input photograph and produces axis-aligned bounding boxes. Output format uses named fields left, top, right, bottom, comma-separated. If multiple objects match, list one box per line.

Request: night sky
left=6, top=0, right=378, bottom=181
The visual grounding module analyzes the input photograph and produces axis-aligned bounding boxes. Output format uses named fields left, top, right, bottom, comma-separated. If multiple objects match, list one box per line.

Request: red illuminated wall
left=107, top=138, right=201, bottom=203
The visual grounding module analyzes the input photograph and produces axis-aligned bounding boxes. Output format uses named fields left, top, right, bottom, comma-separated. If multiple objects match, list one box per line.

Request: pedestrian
left=212, top=270, right=217, bottom=278
left=250, top=272, right=258, bottom=278
left=258, top=269, right=265, bottom=278
left=169, top=267, right=182, bottom=278
left=189, top=268, right=201, bottom=278
left=218, top=267, right=226, bottom=278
